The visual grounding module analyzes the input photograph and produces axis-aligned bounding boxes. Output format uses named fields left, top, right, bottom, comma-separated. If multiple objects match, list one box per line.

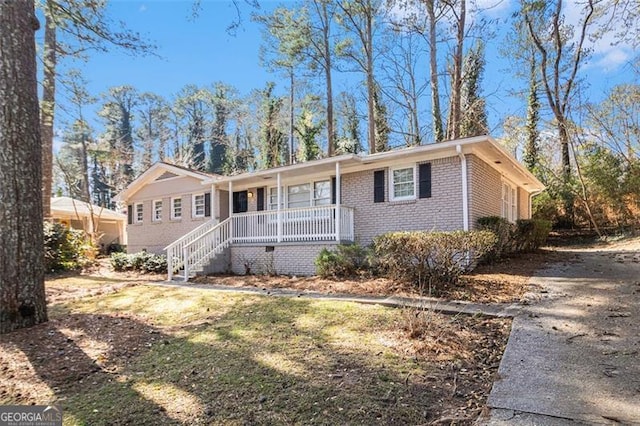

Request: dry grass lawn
left=1, top=276, right=510, bottom=425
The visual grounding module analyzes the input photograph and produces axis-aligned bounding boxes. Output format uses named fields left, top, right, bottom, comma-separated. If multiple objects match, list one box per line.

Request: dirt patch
left=193, top=248, right=569, bottom=304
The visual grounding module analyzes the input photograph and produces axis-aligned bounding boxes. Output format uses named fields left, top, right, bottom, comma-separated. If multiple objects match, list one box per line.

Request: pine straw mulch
left=192, top=248, right=572, bottom=304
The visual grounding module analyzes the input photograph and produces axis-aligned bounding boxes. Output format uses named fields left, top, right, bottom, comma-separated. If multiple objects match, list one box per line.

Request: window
left=288, top=183, right=311, bottom=208
left=268, top=180, right=332, bottom=210
left=502, top=181, right=518, bottom=222
left=135, top=202, right=143, bottom=223
left=268, top=187, right=284, bottom=210
left=171, top=197, right=182, bottom=220
left=390, top=165, right=416, bottom=201
left=152, top=200, right=162, bottom=222
left=313, top=180, right=331, bottom=206
left=192, top=194, right=205, bottom=218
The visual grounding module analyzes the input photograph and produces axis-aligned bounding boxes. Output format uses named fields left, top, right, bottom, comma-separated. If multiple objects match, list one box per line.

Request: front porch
left=166, top=204, right=355, bottom=280
left=232, top=204, right=354, bottom=244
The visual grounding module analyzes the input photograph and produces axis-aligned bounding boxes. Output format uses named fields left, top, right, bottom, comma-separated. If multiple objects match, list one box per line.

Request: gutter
left=456, top=145, right=470, bottom=231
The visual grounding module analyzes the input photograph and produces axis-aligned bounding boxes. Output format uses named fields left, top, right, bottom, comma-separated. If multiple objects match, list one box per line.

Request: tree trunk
left=558, top=121, right=574, bottom=223
left=289, top=70, right=295, bottom=164
left=41, top=2, right=56, bottom=220
left=426, top=0, right=444, bottom=142
left=447, top=0, right=465, bottom=141
left=366, top=11, right=376, bottom=153
left=0, top=0, right=48, bottom=334
left=323, top=2, right=335, bottom=156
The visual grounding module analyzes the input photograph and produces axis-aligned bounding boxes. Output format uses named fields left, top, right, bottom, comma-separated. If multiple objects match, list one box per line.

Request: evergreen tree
left=336, top=92, right=362, bottom=154
left=523, top=57, right=540, bottom=173
left=208, top=83, right=236, bottom=174
left=259, top=83, right=287, bottom=168
left=56, top=120, right=92, bottom=201
left=136, top=93, right=170, bottom=170
left=373, top=82, right=390, bottom=152
left=173, top=85, right=212, bottom=171
left=460, top=40, right=488, bottom=138
left=98, top=85, right=138, bottom=193
left=295, top=97, right=323, bottom=162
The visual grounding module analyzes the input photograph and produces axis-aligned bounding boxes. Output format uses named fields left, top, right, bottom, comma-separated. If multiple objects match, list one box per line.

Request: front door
left=233, top=190, right=248, bottom=213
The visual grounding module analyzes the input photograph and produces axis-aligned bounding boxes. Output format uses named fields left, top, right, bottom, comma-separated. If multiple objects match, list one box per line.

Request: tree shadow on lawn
left=1, top=295, right=464, bottom=425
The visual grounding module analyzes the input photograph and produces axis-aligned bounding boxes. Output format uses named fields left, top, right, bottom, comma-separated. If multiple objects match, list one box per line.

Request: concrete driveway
left=481, top=243, right=640, bottom=425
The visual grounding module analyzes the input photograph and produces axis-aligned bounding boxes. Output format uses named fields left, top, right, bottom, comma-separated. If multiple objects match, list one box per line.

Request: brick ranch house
left=115, top=135, right=545, bottom=280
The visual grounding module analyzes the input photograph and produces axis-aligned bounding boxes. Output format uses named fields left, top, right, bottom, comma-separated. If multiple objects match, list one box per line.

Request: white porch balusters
left=335, top=161, right=341, bottom=243
left=228, top=180, right=233, bottom=241
left=276, top=173, right=282, bottom=243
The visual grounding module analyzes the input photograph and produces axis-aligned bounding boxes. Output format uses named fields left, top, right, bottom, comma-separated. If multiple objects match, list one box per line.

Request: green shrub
left=110, top=251, right=167, bottom=273
left=514, top=219, right=552, bottom=252
left=315, top=243, right=372, bottom=278
left=44, top=222, right=94, bottom=272
left=477, top=216, right=515, bottom=259
left=372, top=230, right=497, bottom=295
left=110, top=252, right=132, bottom=271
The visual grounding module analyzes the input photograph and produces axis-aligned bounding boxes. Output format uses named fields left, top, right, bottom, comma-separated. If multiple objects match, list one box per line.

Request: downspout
left=456, top=145, right=469, bottom=231
left=528, top=190, right=544, bottom=219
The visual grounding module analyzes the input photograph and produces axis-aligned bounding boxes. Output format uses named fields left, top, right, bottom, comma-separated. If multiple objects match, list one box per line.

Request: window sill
left=388, top=198, right=417, bottom=205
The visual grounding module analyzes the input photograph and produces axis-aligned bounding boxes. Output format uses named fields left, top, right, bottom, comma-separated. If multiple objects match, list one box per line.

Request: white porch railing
left=232, top=205, right=354, bottom=243
left=165, top=217, right=230, bottom=281
left=166, top=205, right=354, bottom=281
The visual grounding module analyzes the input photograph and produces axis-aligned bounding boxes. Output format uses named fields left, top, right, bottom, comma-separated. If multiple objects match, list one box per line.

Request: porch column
left=228, top=180, right=233, bottom=240
left=211, top=184, right=217, bottom=221
left=335, top=161, right=341, bottom=242
left=277, top=173, right=282, bottom=243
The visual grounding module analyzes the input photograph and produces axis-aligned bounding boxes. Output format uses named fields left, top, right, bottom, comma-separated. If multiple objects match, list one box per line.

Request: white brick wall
left=229, top=243, right=337, bottom=276
left=468, top=154, right=502, bottom=228
left=342, top=157, right=464, bottom=245
left=126, top=175, right=211, bottom=254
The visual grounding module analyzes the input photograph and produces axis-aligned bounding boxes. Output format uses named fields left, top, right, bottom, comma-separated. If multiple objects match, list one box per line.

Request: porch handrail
left=165, top=217, right=220, bottom=280
left=165, top=205, right=355, bottom=281
left=181, top=218, right=231, bottom=280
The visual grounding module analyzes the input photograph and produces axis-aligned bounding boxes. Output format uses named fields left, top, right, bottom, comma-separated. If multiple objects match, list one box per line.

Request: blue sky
left=49, top=0, right=637, bottom=147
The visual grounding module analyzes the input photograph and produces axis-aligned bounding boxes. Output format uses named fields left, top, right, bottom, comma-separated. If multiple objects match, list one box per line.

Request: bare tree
left=336, top=0, right=384, bottom=153
left=0, top=0, right=47, bottom=333
left=521, top=0, right=597, bottom=223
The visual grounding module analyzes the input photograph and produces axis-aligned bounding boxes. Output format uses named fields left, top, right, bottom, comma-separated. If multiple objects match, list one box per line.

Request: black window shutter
left=232, top=192, right=239, bottom=213
left=418, top=163, right=432, bottom=199
left=257, top=187, right=265, bottom=211
left=331, top=177, right=337, bottom=204
left=204, top=192, right=211, bottom=217
left=127, top=205, right=133, bottom=224
left=374, top=170, right=385, bottom=203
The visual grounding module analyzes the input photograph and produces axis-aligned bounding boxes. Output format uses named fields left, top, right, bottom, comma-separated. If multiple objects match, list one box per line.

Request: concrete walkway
left=481, top=247, right=640, bottom=425
left=153, top=280, right=522, bottom=317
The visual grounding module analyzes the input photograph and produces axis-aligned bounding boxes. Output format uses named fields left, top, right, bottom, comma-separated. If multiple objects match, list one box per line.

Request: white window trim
left=171, top=196, right=182, bottom=220
left=134, top=202, right=144, bottom=224
left=313, top=180, right=332, bottom=206
left=192, top=193, right=205, bottom=218
left=268, top=179, right=333, bottom=210
left=389, top=164, right=417, bottom=202
left=152, top=199, right=162, bottom=222
left=501, top=179, right=518, bottom=223
left=267, top=186, right=285, bottom=211
left=287, top=182, right=312, bottom=209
